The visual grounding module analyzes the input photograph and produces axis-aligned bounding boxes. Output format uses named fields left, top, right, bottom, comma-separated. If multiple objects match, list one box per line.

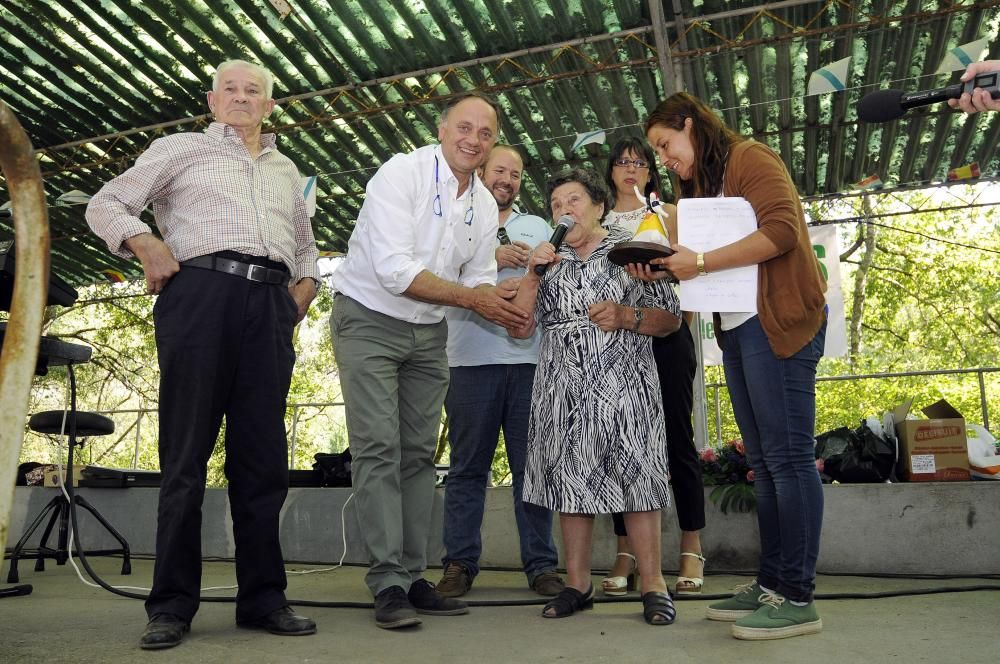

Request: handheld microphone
left=858, top=70, right=1000, bottom=123
left=533, top=215, right=575, bottom=276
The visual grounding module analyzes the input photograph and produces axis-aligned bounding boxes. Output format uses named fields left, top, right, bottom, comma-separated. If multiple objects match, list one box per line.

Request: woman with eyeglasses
left=507, top=168, right=682, bottom=626
left=635, top=92, right=827, bottom=641
left=600, top=138, right=707, bottom=600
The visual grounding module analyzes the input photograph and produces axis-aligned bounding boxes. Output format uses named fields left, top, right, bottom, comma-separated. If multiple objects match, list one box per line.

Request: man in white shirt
left=330, top=93, right=528, bottom=630
left=436, top=146, right=563, bottom=598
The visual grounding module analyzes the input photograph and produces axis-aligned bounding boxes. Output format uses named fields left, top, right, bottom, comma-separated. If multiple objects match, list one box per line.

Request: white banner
left=699, top=224, right=847, bottom=366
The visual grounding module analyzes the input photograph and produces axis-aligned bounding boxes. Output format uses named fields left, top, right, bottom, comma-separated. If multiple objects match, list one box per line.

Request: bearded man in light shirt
left=330, top=92, right=529, bottom=630
left=436, top=145, right=563, bottom=599
left=87, top=59, right=318, bottom=650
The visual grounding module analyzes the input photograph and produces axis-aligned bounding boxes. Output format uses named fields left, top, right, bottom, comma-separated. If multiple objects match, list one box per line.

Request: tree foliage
left=14, top=185, right=1000, bottom=484
left=706, top=184, right=1000, bottom=445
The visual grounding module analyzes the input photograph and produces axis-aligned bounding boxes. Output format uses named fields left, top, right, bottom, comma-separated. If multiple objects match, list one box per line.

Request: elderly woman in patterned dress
left=507, top=168, right=682, bottom=625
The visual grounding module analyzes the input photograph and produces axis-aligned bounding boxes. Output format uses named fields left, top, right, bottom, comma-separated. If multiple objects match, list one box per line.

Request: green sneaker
left=731, top=594, right=823, bottom=641
left=705, top=579, right=764, bottom=621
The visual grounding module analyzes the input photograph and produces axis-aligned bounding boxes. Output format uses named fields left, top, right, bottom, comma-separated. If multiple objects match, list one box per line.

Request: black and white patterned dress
left=522, top=225, right=679, bottom=514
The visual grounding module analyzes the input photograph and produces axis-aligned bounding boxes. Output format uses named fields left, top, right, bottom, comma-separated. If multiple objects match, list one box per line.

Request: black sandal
left=642, top=591, right=676, bottom=625
left=542, top=585, right=595, bottom=618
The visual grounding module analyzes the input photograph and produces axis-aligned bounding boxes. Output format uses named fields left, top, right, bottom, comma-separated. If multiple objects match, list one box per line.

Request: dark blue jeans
left=722, top=315, right=826, bottom=603
left=442, top=364, right=558, bottom=584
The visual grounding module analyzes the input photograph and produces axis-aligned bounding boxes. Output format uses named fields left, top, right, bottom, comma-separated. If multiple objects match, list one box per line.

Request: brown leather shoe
left=140, top=613, right=190, bottom=650
left=531, top=571, right=566, bottom=596
left=237, top=606, right=316, bottom=636
left=436, top=562, right=472, bottom=598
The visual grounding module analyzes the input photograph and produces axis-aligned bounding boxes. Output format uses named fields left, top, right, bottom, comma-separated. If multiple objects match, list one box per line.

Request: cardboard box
left=42, top=465, right=84, bottom=488
left=892, top=399, right=971, bottom=481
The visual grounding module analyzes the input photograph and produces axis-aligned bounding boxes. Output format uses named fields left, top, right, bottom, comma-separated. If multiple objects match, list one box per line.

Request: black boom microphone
left=858, top=70, right=1000, bottom=123
left=533, top=215, right=575, bottom=276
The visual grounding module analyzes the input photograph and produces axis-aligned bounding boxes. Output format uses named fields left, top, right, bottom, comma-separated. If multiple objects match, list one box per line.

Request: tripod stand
left=5, top=403, right=131, bottom=584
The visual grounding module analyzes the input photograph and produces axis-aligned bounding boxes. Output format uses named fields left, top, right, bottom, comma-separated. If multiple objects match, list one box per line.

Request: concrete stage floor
left=1, top=557, right=997, bottom=663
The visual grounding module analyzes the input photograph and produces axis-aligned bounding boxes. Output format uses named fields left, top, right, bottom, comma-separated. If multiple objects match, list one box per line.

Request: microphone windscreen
left=858, top=89, right=905, bottom=123
left=556, top=214, right=575, bottom=230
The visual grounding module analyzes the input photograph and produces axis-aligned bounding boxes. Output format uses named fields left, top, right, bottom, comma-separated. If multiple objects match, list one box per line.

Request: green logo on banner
left=812, top=244, right=829, bottom=280
left=700, top=316, right=715, bottom=340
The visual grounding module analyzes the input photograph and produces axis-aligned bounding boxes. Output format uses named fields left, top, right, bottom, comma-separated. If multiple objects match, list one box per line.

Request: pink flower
left=700, top=447, right=717, bottom=463
left=746, top=469, right=755, bottom=482
left=733, top=439, right=745, bottom=455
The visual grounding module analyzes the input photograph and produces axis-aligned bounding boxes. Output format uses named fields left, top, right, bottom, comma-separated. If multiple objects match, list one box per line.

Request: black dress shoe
left=237, top=606, right=317, bottom=636
left=408, top=578, right=469, bottom=616
left=140, top=613, right=190, bottom=650
left=374, top=586, right=421, bottom=630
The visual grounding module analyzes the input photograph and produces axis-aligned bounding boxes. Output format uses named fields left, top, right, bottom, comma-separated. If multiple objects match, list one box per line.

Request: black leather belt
left=181, top=255, right=290, bottom=286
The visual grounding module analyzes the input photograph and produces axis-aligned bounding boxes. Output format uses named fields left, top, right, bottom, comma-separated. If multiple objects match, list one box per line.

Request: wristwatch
left=632, top=307, right=644, bottom=332
left=696, top=253, right=707, bottom=276
left=297, top=277, right=321, bottom=289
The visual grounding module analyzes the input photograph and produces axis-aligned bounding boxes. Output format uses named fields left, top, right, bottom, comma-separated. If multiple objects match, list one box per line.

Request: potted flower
left=700, top=439, right=756, bottom=514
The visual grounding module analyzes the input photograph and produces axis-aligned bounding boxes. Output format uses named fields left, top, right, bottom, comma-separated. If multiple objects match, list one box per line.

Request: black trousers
left=145, top=263, right=297, bottom=623
left=613, top=321, right=705, bottom=535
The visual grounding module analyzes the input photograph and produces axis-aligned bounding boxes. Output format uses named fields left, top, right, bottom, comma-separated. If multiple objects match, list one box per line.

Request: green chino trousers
left=330, top=293, right=449, bottom=595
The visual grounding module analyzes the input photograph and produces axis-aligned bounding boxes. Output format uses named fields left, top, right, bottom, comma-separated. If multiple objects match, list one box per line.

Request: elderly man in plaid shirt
left=87, top=59, right=319, bottom=650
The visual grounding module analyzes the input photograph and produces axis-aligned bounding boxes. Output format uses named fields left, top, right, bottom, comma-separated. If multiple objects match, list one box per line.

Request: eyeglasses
left=614, top=158, right=650, bottom=169
left=433, top=155, right=475, bottom=225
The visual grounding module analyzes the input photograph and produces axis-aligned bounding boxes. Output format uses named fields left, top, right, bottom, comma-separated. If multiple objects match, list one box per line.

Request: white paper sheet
left=677, top=197, right=758, bottom=312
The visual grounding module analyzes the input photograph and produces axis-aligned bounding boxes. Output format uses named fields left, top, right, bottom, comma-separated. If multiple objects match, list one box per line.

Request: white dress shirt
left=332, top=144, right=500, bottom=324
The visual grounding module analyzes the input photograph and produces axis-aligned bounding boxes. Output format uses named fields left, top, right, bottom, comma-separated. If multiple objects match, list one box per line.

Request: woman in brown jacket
left=635, top=92, right=827, bottom=641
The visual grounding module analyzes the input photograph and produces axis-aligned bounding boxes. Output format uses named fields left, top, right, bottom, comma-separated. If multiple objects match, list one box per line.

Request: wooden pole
left=0, top=100, right=49, bottom=556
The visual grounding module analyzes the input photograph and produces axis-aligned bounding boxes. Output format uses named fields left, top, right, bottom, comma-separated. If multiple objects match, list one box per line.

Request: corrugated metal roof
left=1, top=0, right=998, bottom=286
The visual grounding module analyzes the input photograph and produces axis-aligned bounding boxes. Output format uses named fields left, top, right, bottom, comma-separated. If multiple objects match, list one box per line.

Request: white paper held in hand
left=677, top=197, right=758, bottom=313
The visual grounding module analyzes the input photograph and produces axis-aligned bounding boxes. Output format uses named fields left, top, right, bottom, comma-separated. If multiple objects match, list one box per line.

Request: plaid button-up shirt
left=87, top=122, right=319, bottom=283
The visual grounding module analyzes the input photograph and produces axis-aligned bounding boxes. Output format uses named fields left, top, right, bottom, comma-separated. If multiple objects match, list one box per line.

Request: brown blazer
left=713, top=140, right=827, bottom=359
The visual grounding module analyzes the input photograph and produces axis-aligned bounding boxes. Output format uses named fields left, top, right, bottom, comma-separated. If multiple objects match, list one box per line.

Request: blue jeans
left=722, top=315, right=826, bottom=603
left=442, top=364, right=558, bottom=584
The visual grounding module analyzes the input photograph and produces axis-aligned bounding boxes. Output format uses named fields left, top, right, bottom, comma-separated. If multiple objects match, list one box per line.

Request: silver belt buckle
left=246, top=263, right=267, bottom=282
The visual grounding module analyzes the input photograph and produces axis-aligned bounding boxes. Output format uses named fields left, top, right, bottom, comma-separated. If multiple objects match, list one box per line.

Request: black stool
left=5, top=410, right=131, bottom=583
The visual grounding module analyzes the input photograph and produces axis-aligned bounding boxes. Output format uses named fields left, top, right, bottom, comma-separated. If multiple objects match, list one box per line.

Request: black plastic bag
left=815, top=420, right=896, bottom=483
left=313, top=449, right=352, bottom=487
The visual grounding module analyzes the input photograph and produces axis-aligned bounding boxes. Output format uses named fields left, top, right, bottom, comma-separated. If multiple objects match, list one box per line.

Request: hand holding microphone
left=532, top=215, right=575, bottom=276
left=948, top=60, right=1000, bottom=115
left=859, top=66, right=1000, bottom=122
left=496, top=227, right=532, bottom=269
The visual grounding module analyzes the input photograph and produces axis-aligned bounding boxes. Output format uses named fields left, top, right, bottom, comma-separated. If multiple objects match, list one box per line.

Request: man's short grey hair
left=213, top=59, right=274, bottom=99
left=439, top=91, right=501, bottom=126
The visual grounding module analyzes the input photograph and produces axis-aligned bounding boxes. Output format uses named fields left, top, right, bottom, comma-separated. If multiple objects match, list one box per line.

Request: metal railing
left=706, top=366, right=999, bottom=445
left=76, top=402, right=351, bottom=470
left=25, top=367, right=997, bottom=470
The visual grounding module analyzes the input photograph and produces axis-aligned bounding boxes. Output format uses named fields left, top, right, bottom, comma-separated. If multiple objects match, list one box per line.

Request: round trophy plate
left=608, top=241, right=677, bottom=281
